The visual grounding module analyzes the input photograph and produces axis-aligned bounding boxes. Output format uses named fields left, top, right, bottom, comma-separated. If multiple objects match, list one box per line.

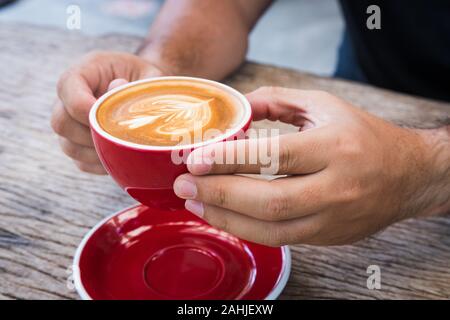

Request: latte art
left=117, top=94, right=214, bottom=136
left=97, top=79, right=242, bottom=146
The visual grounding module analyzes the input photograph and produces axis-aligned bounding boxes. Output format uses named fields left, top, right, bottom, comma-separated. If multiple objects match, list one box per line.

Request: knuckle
left=207, top=212, right=230, bottom=234
left=261, top=226, right=285, bottom=247
left=278, top=144, right=297, bottom=173
left=51, top=109, right=65, bottom=135
left=56, top=70, right=71, bottom=95
left=66, top=100, right=89, bottom=124
left=300, top=184, right=321, bottom=204
left=84, top=50, right=107, bottom=63
left=336, top=131, right=364, bottom=159
left=294, top=222, right=323, bottom=244
left=56, top=79, right=89, bottom=123
left=264, top=189, right=290, bottom=221
left=75, top=160, right=105, bottom=174
left=309, top=90, right=344, bottom=105
left=311, top=90, right=333, bottom=100
left=210, top=184, right=228, bottom=207
left=75, top=161, right=89, bottom=173
left=340, top=182, right=363, bottom=204
left=57, top=71, right=69, bottom=84
left=62, top=141, right=80, bottom=159
left=257, top=86, right=284, bottom=96
left=70, top=105, right=85, bottom=123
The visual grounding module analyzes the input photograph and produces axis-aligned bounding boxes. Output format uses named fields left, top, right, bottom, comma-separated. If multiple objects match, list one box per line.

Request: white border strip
left=73, top=204, right=291, bottom=300
left=89, top=76, right=252, bottom=151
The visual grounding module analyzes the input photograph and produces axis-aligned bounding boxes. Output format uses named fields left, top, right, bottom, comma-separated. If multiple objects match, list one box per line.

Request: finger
left=73, top=160, right=107, bottom=175
left=187, top=129, right=331, bottom=176
left=51, top=101, right=94, bottom=147
left=246, top=86, right=339, bottom=126
left=245, top=86, right=310, bottom=122
left=108, top=78, right=128, bottom=91
left=57, top=71, right=97, bottom=125
left=174, top=173, right=331, bottom=221
left=185, top=201, right=321, bottom=246
left=59, top=137, right=102, bottom=164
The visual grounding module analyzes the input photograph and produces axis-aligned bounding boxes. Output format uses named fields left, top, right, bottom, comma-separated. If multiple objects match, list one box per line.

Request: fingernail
left=185, top=200, right=204, bottom=218
left=187, top=152, right=213, bottom=175
left=173, top=177, right=197, bottom=199
left=108, top=78, right=128, bottom=91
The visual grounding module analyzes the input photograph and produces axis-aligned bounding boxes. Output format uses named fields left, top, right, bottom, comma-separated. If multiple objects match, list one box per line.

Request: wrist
left=137, top=41, right=194, bottom=78
left=409, top=126, right=450, bottom=217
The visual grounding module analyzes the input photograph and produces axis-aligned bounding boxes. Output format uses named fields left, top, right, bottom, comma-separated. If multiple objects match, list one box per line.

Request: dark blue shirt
left=336, top=0, right=450, bottom=102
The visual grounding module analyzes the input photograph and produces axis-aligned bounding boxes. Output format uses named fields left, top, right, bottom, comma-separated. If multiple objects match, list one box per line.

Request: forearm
left=138, top=0, right=271, bottom=80
left=413, top=125, right=450, bottom=217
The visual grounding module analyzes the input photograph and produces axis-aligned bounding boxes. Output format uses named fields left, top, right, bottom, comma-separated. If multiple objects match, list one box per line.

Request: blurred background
left=0, top=0, right=344, bottom=76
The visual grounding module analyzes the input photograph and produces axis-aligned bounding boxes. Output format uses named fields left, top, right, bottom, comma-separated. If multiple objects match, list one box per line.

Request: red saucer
left=74, top=204, right=290, bottom=300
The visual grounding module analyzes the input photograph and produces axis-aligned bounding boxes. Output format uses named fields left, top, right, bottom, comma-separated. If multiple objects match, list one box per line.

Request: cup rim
left=89, top=76, right=252, bottom=151
left=73, top=203, right=291, bottom=300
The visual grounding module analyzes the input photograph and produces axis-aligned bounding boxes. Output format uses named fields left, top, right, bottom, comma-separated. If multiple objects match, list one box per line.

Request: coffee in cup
left=96, top=79, right=244, bottom=147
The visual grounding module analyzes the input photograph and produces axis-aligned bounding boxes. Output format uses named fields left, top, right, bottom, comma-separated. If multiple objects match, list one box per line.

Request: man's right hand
left=51, top=51, right=166, bottom=174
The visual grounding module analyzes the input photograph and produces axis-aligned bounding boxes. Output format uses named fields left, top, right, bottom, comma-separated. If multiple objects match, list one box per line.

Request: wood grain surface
left=0, top=23, right=449, bottom=300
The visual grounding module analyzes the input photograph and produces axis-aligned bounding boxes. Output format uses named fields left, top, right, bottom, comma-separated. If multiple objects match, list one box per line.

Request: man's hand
left=174, top=87, right=450, bottom=246
left=51, top=51, right=167, bottom=174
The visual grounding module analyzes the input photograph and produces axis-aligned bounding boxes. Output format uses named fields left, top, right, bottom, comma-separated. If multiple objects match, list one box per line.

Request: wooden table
left=0, top=23, right=449, bottom=300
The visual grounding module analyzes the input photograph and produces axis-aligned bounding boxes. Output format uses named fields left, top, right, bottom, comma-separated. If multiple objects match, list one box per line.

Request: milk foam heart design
left=116, top=94, right=214, bottom=136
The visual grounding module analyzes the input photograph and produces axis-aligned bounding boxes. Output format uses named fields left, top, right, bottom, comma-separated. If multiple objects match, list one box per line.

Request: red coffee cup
left=89, top=76, right=252, bottom=210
